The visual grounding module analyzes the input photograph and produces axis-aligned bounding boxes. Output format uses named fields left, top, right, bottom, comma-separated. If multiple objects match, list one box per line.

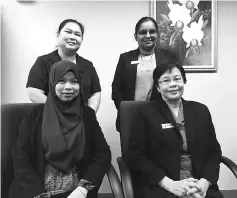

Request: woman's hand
left=67, top=186, right=88, bottom=198
left=170, top=178, right=199, bottom=196
left=159, top=177, right=198, bottom=197
left=186, top=192, right=202, bottom=198
left=187, top=178, right=210, bottom=198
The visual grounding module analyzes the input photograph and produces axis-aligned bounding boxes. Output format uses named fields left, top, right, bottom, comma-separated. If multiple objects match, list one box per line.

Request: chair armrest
left=221, top=155, right=237, bottom=179
left=107, top=163, right=124, bottom=198
left=117, top=157, right=134, bottom=198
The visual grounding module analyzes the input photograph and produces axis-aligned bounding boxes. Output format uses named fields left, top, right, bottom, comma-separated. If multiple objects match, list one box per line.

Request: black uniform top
left=26, top=50, right=101, bottom=103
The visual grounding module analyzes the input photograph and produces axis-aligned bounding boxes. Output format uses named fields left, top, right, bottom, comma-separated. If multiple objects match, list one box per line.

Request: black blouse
left=26, top=50, right=101, bottom=104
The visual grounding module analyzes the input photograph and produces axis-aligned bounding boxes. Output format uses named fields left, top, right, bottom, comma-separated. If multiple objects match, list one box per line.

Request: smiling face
left=134, top=20, right=158, bottom=53
left=157, top=67, right=184, bottom=103
left=55, top=71, right=80, bottom=102
left=57, top=22, right=83, bottom=53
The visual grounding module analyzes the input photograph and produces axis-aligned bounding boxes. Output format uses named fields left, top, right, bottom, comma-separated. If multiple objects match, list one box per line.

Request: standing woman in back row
left=112, top=16, right=178, bottom=131
left=27, top=19, right=101, bottom=113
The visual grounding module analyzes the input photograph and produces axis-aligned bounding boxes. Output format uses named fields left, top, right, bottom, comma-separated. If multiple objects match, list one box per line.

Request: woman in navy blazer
left=126, top=62, right=223, bottom=198
left=111, top=16, right=178, bottom=132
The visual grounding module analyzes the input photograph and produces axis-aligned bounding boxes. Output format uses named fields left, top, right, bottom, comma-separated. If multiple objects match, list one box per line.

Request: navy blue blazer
left=111, top=48, right=178, bottom=131
left=125, top=99, right=223, bottom=198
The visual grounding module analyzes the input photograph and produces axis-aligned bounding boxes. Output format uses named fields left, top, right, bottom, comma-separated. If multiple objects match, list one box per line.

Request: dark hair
left=57, top=19, right=85, bottom=38
left=153, top=62, right=187, bottom=86
left=135, top=16, right=159, bottom=35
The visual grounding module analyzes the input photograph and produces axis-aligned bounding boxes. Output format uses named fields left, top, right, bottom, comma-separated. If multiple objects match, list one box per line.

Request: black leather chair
left=1, top=103, right=124, bottom=198
left=117, top=101, right=237, bottom=198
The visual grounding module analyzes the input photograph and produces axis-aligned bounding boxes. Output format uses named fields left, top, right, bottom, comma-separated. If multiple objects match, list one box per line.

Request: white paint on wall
left=1, top=0, right=237, bottom=192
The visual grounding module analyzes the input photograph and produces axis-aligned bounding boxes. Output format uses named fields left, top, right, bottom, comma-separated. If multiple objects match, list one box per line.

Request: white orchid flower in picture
left=150, top=0, right=217, bottom=72
left=167, top=0, right=191, bottom=30
left=182, top=15, right=204, bottom=48
left=182, top=15, right=205, bottom=59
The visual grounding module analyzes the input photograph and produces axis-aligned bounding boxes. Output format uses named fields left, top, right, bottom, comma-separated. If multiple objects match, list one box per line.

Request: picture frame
left=149, top=0, right=217, bottom=72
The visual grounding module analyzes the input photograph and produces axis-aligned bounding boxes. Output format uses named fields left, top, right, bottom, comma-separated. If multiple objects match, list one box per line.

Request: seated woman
left=125, top=62, right=223, bottom=198
left=9, top=60, right=111, bottom=198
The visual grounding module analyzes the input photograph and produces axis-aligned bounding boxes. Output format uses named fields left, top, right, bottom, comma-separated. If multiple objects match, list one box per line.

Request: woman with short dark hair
left=126, top=62, right=223, bottom=198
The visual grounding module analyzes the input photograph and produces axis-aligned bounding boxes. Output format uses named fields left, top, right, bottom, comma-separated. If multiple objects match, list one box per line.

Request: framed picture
left=149, top=0, right=217, bottom=72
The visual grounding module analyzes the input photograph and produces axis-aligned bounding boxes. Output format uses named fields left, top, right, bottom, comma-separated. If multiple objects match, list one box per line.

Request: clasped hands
left=170, top=178, right=210, bottom=198
left=160, top=177, right=210, bottom=198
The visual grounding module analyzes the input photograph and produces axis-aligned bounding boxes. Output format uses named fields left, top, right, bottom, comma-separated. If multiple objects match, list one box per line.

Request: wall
left=1, top=0, right=237, bottom=191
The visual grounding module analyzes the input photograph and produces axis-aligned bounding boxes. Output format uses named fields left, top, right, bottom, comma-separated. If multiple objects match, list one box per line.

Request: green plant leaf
left=185, top=48, right=191, bottom=58
left=191, top=9, right=200, bottom=22
left=202, top=20, right=209, bottom=29
left=169, top=30, right=179, bottom=47
left=160, top=14, right=171, bottom=25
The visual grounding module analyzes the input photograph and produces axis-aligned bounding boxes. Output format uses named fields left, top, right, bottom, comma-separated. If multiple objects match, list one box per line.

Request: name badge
left=161, top=123, right=174, bottom=129
left=131, top=60, right=140, bottom=64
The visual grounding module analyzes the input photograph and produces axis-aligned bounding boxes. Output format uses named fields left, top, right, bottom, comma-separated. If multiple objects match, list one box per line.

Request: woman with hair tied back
left=126, top=62, right=223, bottom=198
left=9, top=60, right=111, bottom=198
left=27, top=19, right=101, bottom=113
left=111, top=16, right=179, bottom=132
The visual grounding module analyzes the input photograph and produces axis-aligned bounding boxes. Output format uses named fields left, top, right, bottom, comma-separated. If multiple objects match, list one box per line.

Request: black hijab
left=42, top=60, right=85, bottom=172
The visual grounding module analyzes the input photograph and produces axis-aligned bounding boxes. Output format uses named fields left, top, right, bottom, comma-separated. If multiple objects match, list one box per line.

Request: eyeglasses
left=159, top=77, right=183, bottom=85
left=137, top=29, right=157, bottom=36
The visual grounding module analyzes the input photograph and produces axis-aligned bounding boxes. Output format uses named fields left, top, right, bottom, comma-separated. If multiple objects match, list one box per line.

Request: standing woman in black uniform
left=27, top=19, right=101, bottom=113
left=111, top=16, right=178, bottom=131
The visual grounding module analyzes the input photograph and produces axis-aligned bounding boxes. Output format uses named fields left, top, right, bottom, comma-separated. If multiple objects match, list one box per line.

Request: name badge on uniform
left=161, top=123, right=174, bottom=129
left=131, top=60, right=140, bottom=64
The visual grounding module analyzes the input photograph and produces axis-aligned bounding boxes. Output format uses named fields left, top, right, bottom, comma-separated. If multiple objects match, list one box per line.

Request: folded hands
left=159, top=177, right=210, bottom=198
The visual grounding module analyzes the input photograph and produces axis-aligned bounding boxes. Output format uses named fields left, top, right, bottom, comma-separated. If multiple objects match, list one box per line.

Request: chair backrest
left=1, top=103, right=39, bottom=198
left=119, top=101, right=149, bottom=156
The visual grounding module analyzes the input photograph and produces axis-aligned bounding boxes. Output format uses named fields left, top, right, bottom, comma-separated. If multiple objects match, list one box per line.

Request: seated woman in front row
left=9, top=60, right=111, bottom=198
left=126, top=62, right=223, bottom=198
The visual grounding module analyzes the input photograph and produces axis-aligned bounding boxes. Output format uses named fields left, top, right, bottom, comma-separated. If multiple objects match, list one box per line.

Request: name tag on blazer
left=131, top=60, right=141, bottom=64
left=161, top=123, right=174, bottom=129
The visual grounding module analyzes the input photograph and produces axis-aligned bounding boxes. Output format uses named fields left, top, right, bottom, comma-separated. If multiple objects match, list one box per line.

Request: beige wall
left=1, top=0, right=237, bottom=191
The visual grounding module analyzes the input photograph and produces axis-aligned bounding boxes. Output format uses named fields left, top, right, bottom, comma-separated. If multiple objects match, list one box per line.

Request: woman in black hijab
left=9, top=60, right=111, bottom=198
